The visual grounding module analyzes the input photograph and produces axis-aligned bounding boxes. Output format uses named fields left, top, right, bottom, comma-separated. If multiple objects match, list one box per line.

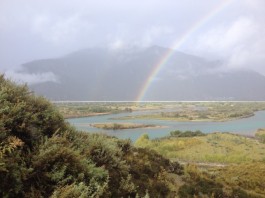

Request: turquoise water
left=67, top=110, right=265, bottom=142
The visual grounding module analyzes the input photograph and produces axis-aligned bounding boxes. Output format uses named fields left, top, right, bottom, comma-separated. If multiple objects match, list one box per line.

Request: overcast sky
left=1, top=0, right=265, bottom=76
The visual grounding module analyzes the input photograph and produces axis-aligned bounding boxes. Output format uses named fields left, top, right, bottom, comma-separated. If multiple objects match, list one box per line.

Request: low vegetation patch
left=255, top=128, right=265, bottom=143
left=91, top=122, right=157, bottom=130
left=135, top=132, right=265, bottom=163
left=216, top=162, right=265, bottom=197
left=55, top=103, right=133, bottom=118
left=178, top=163, right=265, bottom=198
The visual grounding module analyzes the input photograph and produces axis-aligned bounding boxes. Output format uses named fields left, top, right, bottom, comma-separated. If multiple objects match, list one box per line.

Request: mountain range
left=20, top=46, right=265, bottom=101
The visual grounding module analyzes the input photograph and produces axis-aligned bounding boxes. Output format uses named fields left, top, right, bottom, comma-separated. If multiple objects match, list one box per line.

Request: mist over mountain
left=20, top=46, right=265, bottom=101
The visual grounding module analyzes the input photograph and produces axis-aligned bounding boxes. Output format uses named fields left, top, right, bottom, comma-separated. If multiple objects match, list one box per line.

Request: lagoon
left=67, top=109, right=265, bottom=142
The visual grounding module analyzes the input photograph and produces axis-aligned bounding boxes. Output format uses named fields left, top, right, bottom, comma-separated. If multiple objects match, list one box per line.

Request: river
left=67, top=109, right=265, bottom=142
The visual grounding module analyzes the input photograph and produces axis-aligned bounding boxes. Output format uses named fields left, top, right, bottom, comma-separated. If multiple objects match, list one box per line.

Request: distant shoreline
left=113, top=113, right=255, bottom=122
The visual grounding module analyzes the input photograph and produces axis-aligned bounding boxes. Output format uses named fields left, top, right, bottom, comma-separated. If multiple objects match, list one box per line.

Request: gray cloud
left=5, top=70, right=59, bottom=85
left=188, top=0, right=265, bottom=75
left=0, top=0, right=265, bottom=77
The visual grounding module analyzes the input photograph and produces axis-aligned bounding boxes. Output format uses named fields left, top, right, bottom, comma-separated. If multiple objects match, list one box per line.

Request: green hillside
left=0, top=75, right=183, bottom=197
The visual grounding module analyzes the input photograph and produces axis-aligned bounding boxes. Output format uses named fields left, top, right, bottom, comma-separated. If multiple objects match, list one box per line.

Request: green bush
left=170, top=130, right=205, bottom=137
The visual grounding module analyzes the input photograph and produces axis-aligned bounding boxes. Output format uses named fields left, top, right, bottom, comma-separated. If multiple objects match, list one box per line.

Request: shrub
left=170, top=130, right=205, bottom=137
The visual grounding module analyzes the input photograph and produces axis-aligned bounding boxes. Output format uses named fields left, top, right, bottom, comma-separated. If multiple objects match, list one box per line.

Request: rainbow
left=136, top=0, right=234, bottom=101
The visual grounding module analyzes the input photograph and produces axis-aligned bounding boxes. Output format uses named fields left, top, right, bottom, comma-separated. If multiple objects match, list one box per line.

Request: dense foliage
left=0, top=75, right=183, bottom=197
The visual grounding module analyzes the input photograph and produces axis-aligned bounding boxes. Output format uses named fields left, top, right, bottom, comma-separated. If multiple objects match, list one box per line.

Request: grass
left=255, top=128, right=265, bottom=143
left=180, top=162, right=265, bottom=197
left=213, top=162, right=265, bottom=197
left=135, top=132, right=265, bottom=164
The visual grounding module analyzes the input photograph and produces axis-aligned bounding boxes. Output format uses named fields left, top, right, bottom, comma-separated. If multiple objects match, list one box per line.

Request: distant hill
left=21, top=46, right=265, bottom=101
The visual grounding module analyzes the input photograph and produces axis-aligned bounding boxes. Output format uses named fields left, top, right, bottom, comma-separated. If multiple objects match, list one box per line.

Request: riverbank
left=63, top=112, right=112, bottom=119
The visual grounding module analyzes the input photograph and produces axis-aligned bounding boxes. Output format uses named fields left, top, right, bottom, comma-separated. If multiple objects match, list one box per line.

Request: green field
left=135, top=132, right=265, bottom=164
